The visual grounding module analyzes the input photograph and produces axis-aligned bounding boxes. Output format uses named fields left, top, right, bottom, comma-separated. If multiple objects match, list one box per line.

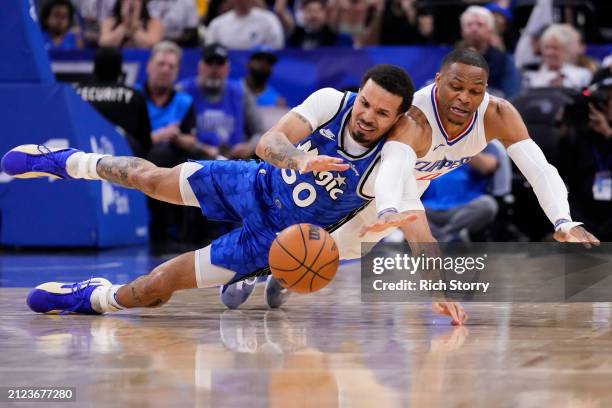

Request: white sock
left=65, top=152, right=109, bottom=180
left=90, top=285, right=125, bottom=313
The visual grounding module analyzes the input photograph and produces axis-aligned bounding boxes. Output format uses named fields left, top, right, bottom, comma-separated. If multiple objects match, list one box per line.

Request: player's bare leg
left=26, top=246, right=240, bottom=314
left=1, top=144, right=188, bottom=206
left=26, top=251, right=197, bottom=314
left=95, top=156, right=185, bottom=205
left=112, top=251, right=197, bottom=309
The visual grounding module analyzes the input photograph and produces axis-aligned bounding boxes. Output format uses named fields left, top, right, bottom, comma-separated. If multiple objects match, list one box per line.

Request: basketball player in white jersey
left=355, top=48, right=599, bottom=246
left=247, top=49, right=599, bottom=320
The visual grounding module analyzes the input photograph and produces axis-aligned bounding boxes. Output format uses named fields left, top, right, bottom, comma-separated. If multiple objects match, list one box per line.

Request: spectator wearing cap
left=522, top=24, right=592, bottom=91
left=242, top=48, right=286, bottom=107
left=459, top=5, right=521, bottom=97
left=40, top=0, right=83, bottom=50
left=485, top=2, right=518, bottom=52
left=147, top=0, right=200, bottom=47
left=74, top=47, right=151, bottom=157
left=281, top=0, right=352, bottom=49
left=205, top=0, right=284, bottom=49
left=99, top=0, right=164, bottom=48
left=179, top=44, right=265, bottom=159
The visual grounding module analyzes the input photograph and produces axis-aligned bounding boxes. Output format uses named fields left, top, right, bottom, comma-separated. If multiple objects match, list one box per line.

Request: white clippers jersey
left=333, top=84, right=491, bottom=260
left=411, top=82, right=490, bottom=189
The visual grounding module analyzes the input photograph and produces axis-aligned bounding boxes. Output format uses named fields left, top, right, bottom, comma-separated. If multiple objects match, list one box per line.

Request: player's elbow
left=255, top=134, right=270, bottom=159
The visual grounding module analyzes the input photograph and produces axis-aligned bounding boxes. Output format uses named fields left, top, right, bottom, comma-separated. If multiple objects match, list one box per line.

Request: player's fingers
left=574, top=229, right=592, bottom=249
left=359, top=223, right=379, bottom=237
left=319, top=155, right=345, bottom=163
left=317, top=155, right=347, bottom=165
left=588, top=232, right=601, bottom=246
left=325, top=163, right=351, bottom=171
left=553, top=230, right=569, bottom=242
left=456, top=305, right=468, bottom=324
left=446, top=304, right=461, bottom=325
left=400, top=214, right=418, bottom=224
left=313, top=157, right=350, bottom=171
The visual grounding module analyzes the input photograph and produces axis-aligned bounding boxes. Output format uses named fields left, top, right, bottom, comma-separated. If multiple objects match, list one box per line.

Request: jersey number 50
left=282, top=169, right=317, bottom=208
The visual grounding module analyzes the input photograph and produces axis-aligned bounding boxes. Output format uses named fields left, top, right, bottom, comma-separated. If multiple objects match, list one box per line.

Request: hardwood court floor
left=1, top=249, right=612, bottom=407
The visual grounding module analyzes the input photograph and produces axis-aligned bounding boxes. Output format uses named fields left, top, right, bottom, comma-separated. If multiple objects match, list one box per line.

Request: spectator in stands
left=522, top=24, right=592, bottom=91
left=72, top=0, right=116, bottom=47
left=485, top=2, right=518, bottom=52
left=99, top=0, right=164, bottom=48
left=241, top=48, right=287, bottom=107
left=328, top=0, right=374, bottom=47
left=205, top=0, right=284, bottom=49
left=459, top=5, right=521, bottom=97
left=141, top=41, right=203, bottom=249
left=74, top=47, right=151, bottom=157
left=574, top=30, right=599, bottom=74
left=591, top=56, right=612, bottom=86
left=555, top=75, right=612, bottom=241
left=422, top=144, right=502, bottom=242
left=283, top=0, right=352, bottom=49
left=40, top=0, right=83, bottom=50
left=363, top=0, right=429, bottom=46
left=180, top=43, right=265, bottom=159
left=143, top=42, right=201, bottom=165
left=147, top=0, right=200, bottom=47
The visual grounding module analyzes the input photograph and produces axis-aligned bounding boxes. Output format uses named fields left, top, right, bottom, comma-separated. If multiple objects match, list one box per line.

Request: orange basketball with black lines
left=269, top=223, right=339, bottom=293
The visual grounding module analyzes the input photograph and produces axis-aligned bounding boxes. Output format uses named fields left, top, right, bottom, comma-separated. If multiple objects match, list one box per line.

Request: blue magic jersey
left=261, top=92, right=386, bottom=230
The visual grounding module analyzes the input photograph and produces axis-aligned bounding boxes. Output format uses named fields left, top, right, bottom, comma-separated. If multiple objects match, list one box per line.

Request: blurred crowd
left=36, top=0, right=612, bottom=247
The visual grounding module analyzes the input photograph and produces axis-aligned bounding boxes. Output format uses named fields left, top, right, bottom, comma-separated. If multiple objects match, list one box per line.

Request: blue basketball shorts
left=186, top=160, right=278, bottom=281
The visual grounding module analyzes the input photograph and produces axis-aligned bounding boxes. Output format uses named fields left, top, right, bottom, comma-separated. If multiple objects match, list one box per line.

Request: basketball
left=269, top=223, right=339, bottom=293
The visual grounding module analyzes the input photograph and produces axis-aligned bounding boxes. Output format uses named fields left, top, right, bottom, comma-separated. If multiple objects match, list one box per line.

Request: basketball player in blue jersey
left=1, top=65, right=468, bottom=325
left=228, top=48, right=600, bottom=319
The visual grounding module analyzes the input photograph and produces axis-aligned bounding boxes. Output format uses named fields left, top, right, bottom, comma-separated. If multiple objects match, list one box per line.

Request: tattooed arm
left=256, top=111, right=349, bottom=172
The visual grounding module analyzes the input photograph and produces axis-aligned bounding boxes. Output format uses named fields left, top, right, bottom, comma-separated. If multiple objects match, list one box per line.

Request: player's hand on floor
left=432, top=301, right=469, bottom=326
left=358, top=211, right=418, bottom=237
left=298, top=155, right=350, bottom=173
left=553, top=225, right=600, bottom=249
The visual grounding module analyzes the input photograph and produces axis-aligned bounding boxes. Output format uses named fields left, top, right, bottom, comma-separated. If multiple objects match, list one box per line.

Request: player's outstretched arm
left=256, top=111, right=350, bottom=173
left=487, top=97, right=600, bottom=247
left=400, top=213, right=469, bottom=326
left=360, top=114, right=430, bottom=235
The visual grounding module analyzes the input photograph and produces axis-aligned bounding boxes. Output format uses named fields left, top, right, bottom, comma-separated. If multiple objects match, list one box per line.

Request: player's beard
left=352, top=130, right=377, bottom=147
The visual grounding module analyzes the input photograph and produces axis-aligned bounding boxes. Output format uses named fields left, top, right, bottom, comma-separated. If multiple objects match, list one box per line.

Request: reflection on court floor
left=1, top=249, right=612, bottom=407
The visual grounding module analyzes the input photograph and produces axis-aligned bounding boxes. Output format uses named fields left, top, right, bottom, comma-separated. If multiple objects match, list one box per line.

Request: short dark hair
left=93, top=47, right=123, bottom=83
left=360, top=64, right=415, bottom=114
left=441, top=48, right=489, bottom=75
left=40, top=0, right=75, bottom=32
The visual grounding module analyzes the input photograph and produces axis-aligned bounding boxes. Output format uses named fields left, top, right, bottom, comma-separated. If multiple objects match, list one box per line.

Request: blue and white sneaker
left=220, top=277, right=259, bottom=309
left=1, top=144, right=81, bottom=179
left=27, top=278, right=112, bottom=315
left=264, top=276, right=291, bottom=309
